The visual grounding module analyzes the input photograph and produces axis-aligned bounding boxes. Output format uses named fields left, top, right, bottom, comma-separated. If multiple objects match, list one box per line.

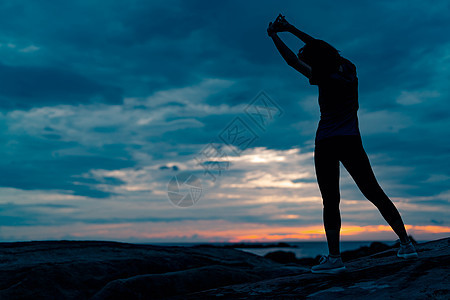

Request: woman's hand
left=268, top=14, right=291, bottom=36
left=267, top=21, right=277, bottom=37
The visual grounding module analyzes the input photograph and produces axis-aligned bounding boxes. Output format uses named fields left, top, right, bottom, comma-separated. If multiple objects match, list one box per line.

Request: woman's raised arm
left=267, top=17, right=312, bottom=78
left=287, top=25, right=315, bottom=44
left=271, top=14, right=316, bottom=44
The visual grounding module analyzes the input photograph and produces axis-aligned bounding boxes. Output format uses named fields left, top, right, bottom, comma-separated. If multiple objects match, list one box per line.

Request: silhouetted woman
left=267, top=14, right=418, bottom=274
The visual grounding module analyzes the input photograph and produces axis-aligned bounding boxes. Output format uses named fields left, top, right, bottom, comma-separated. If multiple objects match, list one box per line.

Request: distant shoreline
left=0, top=239, right=430, bottom=246
left=144, top=240, right=428, bottom=248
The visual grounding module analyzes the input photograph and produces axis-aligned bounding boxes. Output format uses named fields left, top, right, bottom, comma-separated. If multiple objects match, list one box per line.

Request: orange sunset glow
left=4, top=221, right=445, bottom=243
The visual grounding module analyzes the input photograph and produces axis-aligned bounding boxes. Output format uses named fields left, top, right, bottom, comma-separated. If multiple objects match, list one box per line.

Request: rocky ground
left=0, top=237, right=448, bottom=299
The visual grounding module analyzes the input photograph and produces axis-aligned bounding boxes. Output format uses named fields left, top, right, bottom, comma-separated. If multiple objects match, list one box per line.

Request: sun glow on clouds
left=227, top=171, right=314, bottom=189
left=227, top=147, right=295, bottom=163
left=78, top=145, right=317, bottom=196
left=203, top=147, right=315, bottom=189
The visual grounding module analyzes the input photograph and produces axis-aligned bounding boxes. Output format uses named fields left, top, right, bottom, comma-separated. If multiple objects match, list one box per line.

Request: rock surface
left=0, top=238, right=448, bottom=299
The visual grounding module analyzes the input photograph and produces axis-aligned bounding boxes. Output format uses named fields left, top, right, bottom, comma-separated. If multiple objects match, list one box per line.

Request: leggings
left=314, top=135, right=403, bottom=232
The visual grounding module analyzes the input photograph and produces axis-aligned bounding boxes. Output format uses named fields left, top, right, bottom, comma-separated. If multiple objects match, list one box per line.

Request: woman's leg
left=340, top=136, right=409, bottom=243
left=314, top=139, right=342, bottom=255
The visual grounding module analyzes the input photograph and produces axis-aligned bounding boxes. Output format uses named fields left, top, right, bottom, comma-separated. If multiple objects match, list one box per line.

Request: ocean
left=149, top=241, right=406, bottom=259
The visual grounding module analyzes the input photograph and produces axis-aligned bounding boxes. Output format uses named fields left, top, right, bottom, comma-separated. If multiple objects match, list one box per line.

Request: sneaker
left=397, top=240, right=418, bottom=259
left=311, top=255, right=347, bottom=274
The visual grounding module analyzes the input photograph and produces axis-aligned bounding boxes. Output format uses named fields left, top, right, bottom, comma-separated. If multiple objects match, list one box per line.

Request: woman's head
left=298, top=39, right=341, bottom=73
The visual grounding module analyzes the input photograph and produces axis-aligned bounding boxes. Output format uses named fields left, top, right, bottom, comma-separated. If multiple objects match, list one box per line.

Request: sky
left=0, top=0, right=449, bottom=243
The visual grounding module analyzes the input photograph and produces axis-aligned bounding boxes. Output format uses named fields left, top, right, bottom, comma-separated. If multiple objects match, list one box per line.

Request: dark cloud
left=0, top=157, right=130, bottom=198
left=0, top=202, right=78, bottom=226
left=430, top=219, right=445, bottom=225
left=0, top=63, right=122, bottom=109
left=0, top=134, right=133, bottom=198
left=159, top=165, right=179, bottom=171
